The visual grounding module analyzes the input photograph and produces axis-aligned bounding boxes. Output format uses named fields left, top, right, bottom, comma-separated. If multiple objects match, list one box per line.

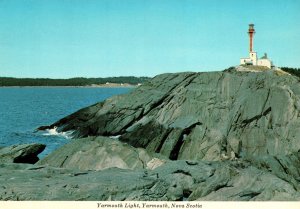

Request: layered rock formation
left=40, top=69, right=300, bottom=161
left=1, top=67, right=300, bottom=201
left=1, top=153, right=299, bottom=200
left=37, top=136, right=158, bottom=170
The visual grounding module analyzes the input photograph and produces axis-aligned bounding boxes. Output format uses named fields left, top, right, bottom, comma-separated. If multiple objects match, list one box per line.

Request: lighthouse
left=248, top=23, right=255, bottom=52
left=240, top=24, right=273, bottom=69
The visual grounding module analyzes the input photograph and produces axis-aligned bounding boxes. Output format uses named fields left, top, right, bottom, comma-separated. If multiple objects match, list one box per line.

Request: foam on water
left=42, top=127, right=74, bottom=139
left=0, top=87, right=132, bottom=157
left=109, top=135, right=121, bottom=139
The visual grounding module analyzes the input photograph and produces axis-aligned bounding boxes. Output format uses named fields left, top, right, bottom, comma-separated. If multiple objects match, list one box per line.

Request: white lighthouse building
left=240, top=24, right=273, bottom=69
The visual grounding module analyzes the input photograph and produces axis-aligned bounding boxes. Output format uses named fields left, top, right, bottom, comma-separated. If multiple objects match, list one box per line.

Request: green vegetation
left=223, top=66, right=236, bottom=72
left=280, top=67, right=300, bottom=78
left=0, top=76, right=150, bottom=86
left=1, top=67, right=299, bottom=86
left=224, top=66, right=300, bottom=76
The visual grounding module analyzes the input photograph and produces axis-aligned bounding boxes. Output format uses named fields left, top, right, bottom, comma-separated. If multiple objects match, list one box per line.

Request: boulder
left=0, top=143, right=46, bottom=164
left=38, top=136, right=153, bottom=171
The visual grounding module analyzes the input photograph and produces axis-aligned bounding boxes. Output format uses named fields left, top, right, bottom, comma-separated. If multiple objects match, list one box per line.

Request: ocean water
left=0, top=87, right=132, bottom=158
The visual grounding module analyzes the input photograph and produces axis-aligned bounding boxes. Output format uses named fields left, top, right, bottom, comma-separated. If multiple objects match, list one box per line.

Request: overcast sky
left=0, top=0, right=299, bottom=78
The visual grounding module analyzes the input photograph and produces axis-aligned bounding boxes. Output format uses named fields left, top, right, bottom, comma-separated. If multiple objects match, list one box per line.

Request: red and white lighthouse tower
left=248, top=24, right=255, bottom=52
left=240, top=23, right=273, bottom=69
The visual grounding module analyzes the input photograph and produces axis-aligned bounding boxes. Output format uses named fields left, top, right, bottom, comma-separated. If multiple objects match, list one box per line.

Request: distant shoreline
left=0, top=76, right=150, bottom=87
left=0, top=84, right=138, bottom=88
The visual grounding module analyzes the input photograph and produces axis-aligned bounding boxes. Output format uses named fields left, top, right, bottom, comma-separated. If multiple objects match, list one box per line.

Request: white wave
left=42, top=127, right=74, bottom=139
left=109, top=135, right=121, bottom=139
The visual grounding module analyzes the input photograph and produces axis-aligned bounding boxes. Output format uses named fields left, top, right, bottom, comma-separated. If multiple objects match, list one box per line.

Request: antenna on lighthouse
left=248, top=24, right=255, bottom=52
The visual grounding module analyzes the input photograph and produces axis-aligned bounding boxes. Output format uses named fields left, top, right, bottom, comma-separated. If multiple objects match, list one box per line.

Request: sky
left=0, top=0, right=299, bottom=78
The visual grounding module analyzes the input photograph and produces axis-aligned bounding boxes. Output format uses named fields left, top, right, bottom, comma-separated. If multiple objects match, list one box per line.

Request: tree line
left=223, top=66, right=300, bottom=76
left=1, top=67, right=300, bottom=86
left=0, top=76, right=150, bottom=86
left=280, top=67, right=300, bottom=77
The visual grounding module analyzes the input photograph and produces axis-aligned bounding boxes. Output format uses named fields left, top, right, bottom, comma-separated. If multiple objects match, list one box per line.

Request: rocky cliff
left=41, top=68, right=300, bottom=161
left=1, top=67, right=300, bottom=201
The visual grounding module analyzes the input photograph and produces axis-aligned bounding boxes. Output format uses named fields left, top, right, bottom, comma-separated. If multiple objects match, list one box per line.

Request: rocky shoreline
left=1, top=138, right=299, bottom=200
left=1, top=66, right=300, bottom=200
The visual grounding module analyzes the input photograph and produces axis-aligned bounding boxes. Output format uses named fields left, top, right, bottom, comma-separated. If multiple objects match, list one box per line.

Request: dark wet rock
left=0, top=143, right=46, bottom=164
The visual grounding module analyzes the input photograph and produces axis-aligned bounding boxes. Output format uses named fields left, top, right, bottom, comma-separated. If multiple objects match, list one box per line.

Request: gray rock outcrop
left=40, top=69, right=300, bottom=161
left=37, top=136, right=155, bottom=171
left=0, top=143, right=46, bottom=164
left=1, top=67, right=299, bottom=201
left=0, top=157, right=299, bottom=200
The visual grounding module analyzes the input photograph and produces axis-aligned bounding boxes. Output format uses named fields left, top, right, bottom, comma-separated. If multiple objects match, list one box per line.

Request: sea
left=0, top=87, right=132, bottom=158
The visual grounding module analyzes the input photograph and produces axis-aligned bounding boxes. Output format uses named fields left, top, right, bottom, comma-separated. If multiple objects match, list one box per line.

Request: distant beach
left=89, top=83, right=140, bottom=88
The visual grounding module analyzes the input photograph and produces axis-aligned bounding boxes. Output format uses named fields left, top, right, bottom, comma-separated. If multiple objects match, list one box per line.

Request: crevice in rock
left=159, top=95, right=176, bottom=109
left=73, top=172, right=89, bottom=177
left=270, top=170, right=298, bottom=192
left=261, top=88, right=271, bottom=112
left=120, top=120, right=169, bottom=149
left=144, top=93, right=175, bottom=116
left=11, top=145, right=46, bottom=164
left=169, top=122, right=202, bottom=160
left=216, top=72, right=226, bottom=91
left=26, top=166, right=46, bottom=170
left=234, top=113, right=242, bottom=127
left=13, top=154, right=40, bottom=164
left=241, top=107, right=272, bottom=127
left=143, top=75, right=196, bottom=116
left=172, top=170, right=192, bottom=177
left=185, top=161, right=198, bottom=166
left=183, top=189, right=192, bottom=199
left=274, top=156, right=290, bottom=175
left=116, top=108, right=145, bottom=135
left=214, top=184, right=232, bottom=192
left=134, top=149, right=146, bottom=169
left=226, top=111, right=241, bottom=137
left=182, top=74, right=198, bottom=88
left=207, top=168, right=216, bottom=178
left=60, top=156, right=69, bottom=167
left=267, top=114, right=273, bottom=129
left=239, top=191, right=261, bottom=200
left=155, top=129, right=172, bottom=153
